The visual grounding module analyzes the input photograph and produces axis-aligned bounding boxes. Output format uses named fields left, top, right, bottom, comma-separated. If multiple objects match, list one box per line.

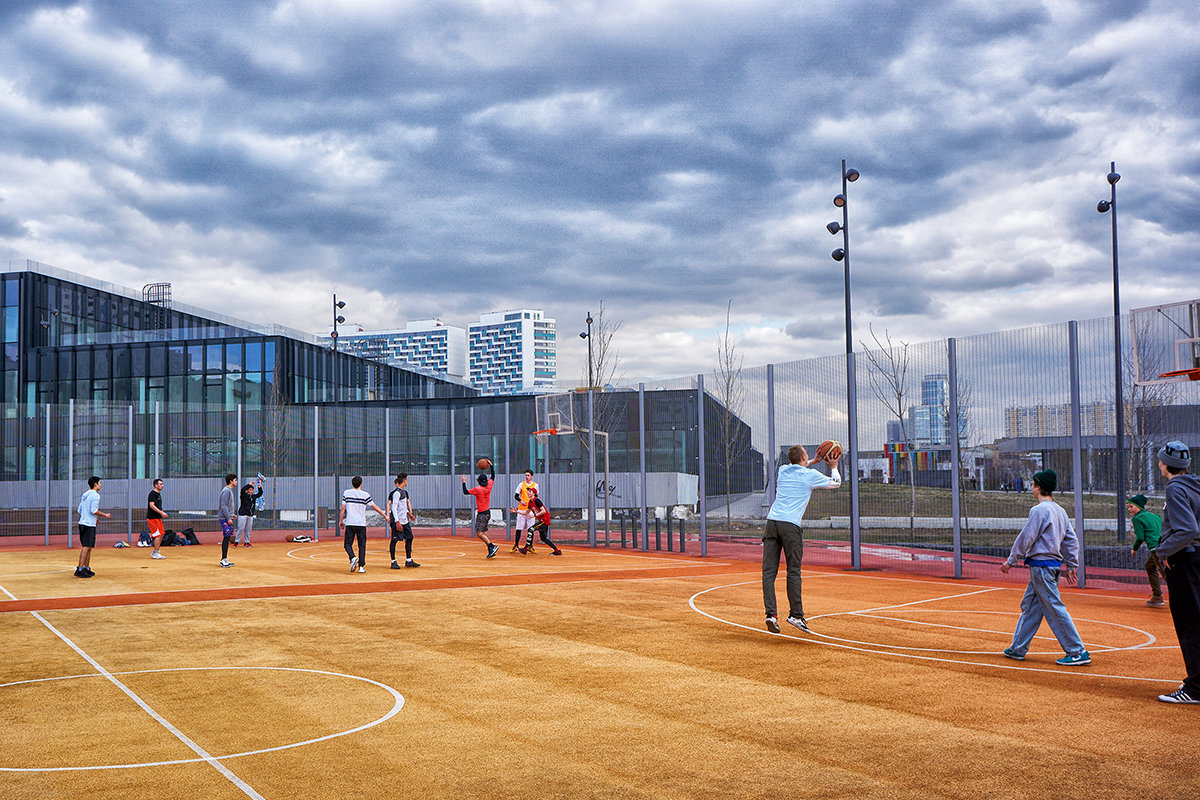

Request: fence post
left=154, top=400, right=161, bottom=481
left=639, top=382, right=648, bottom=552
left=44, top=404, right=51, bottom=546
left=67, top=398, right=74, bottom=548
left=127, top=404, right=134, bottom=543
left=450, top=408, right=457, bottom=538
left=587, top=390, right=596, bottom=548
left=697, top=374, right=707, bottom=557
left=505, top=402, right=513, bottom=542
left=384, top=406, right=390, bottom=483
left=237, top=403, right=243, bottom=493
left=848, top=351, right=861, bottom=570
left=766, top=364, right=776, bottom=507
left=1069, top=321, right=1087, bottom=588
left=313, top=406, right=319, bottom=541
left=948, top=338, right=962, bottom=579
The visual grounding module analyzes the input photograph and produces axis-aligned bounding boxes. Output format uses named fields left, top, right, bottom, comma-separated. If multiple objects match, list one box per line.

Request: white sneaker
left=786, top=616, right=811, bottom=633
left=358, top=566, right=366, bottom=573
left=151, top=552, right=165, bottom=560
left=220, top=559, right=234, bottom=568
left=350, top=556, right=358, bottom=573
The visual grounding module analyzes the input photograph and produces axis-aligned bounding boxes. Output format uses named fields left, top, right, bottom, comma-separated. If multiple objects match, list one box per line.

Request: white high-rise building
left=469, top=309, right=557, bottom=395
left=331, top=320, right=468, bottom=378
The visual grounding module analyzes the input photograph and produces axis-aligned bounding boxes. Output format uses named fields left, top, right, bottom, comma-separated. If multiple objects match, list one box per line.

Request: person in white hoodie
left=1154, top=441, right=1200, bottom=704
left=1000, top=469, right=1090, bottom=667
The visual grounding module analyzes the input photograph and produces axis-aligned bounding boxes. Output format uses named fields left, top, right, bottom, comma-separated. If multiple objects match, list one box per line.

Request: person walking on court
left=1153, top=441, right=1200, bottom=704
left=217, top=473, right=238, bottom=568
left=235, top=476, right=263, bottom=548
left=75, top=476, right=112, bottom=578
left=1000, top=469, right=1090, bottom=666
left=762, top=444, right=841, bottom=634
left=146, top=477, right=168, bottom=560
left=387, top=473, right=419, bottom=569
left=462, top=461, right=499, bottom=559
left=1127, top=494, right=1165, bottom=607
left=340, top=476, right=385, bottom=574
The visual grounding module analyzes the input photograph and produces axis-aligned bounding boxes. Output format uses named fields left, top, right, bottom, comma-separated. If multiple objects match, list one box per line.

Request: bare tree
left=259, top=377, right=292, bottom=518
left=1124, top=317, right=1181, bottom=493
left=714, top=300, right=749, bottom=530
left=861, top=326, right=917, bottom=534
left=938, top=372, right=977, bottom=535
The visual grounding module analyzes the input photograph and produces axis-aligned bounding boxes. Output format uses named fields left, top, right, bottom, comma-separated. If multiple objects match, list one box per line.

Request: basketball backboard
left=535, top=391, right=577, bottom=436
left=1131, top=298, right=1200, bottom=385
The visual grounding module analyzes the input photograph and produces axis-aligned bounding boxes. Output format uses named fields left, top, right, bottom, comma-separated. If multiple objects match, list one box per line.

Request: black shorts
left=474, top=511, right=490, bottom=533
left=390, top=521, right=413, bottom=540
left=78, top=525, right=97, bottom=548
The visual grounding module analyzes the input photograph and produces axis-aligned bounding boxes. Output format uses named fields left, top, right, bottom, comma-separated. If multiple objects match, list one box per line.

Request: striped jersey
left=342, top=488, right=374, bottom=526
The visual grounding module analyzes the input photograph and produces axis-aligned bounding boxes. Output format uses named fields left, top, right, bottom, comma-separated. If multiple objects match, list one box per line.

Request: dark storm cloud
left=0, top=0, right=1197, bottom=379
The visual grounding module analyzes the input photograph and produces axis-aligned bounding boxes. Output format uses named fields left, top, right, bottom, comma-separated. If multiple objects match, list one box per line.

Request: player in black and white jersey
left=386, top=473, right=419, bottom=569
left=339, top=476, right=385, bottom=574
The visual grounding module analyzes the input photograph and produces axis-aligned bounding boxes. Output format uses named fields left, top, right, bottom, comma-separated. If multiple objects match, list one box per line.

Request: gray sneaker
left=349, top=556, right=358, bottom=573
left=219, top=559, right=234, bottom=568
left=1158, top=688, right=1199, bottom=704
left=765, top=616, right=780, bottom=633
left=151, top=551, right=166, bottom=560
left=786, top=616, right=811, bottom=633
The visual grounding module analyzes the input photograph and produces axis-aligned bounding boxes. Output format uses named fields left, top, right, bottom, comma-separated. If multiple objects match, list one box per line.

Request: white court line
left=28, top=611, right=266, bottom=797
left=850, top=611, right=1068, bottom=644
left=807, top=586, right=1004, bottom=620
left=689, top=580, right=1179, bottom=684
left=0, top=666, right=405, bottom=772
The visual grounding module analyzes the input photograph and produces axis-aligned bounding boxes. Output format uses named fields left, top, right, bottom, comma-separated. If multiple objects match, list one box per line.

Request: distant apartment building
left=469, top=309, right=557, bottom=395
left=1004, top=401, right=1114, bottom=438
left=332, top=320, right=468, bottom=378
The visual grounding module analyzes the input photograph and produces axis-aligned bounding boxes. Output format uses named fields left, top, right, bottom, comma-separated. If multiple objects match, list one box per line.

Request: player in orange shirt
left=513, top=469, right=539, bottom=552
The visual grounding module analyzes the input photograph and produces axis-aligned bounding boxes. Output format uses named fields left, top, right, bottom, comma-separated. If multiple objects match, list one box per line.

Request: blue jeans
left=1009, top=566, right=1086, bottom=656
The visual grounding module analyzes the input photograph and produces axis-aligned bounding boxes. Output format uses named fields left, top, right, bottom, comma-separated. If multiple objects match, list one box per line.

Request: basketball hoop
left=533, top=427, right=557, bottom=445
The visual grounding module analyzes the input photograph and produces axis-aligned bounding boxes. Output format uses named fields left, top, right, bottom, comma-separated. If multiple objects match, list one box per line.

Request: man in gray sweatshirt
left=1000, top=469, right=1090, bottom=666
left=1154, top=441, right=1200, bottom=704
left=217, top=472, right=237, bottom=568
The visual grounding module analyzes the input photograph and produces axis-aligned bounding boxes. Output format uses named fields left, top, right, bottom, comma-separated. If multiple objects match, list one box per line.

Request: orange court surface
left=1, top=532, right=1197, bottom=800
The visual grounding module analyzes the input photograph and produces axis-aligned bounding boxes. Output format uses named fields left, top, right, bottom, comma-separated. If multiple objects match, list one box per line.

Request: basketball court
left=2, top=535, right=1196, bottom=799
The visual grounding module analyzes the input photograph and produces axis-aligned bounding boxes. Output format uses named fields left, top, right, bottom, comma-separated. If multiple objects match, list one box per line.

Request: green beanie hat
left=1032, top=469, right=1057, bottom=494
left=1126, top=494, right=1147, bottom=510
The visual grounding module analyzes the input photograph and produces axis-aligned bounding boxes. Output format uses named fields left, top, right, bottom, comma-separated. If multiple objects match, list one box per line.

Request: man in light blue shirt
left=75, top=475, right=112, bottom=579
left=762, top=444, right=841, bottom=633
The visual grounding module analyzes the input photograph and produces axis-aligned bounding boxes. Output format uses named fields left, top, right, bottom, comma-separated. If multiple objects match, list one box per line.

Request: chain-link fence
left=3, top=310, right=1198, bottom=591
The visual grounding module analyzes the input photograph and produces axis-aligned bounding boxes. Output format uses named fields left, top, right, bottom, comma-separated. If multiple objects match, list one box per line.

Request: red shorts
left=147, top=519, right=166, bottom=538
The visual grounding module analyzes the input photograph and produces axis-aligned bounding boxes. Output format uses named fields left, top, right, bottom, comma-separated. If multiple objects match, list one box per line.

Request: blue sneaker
left=1003, top=648, right=1025, bottom=661
left=1056, top=651, right=1091, bottom=666
left=486, top=543, right=499, bottom=559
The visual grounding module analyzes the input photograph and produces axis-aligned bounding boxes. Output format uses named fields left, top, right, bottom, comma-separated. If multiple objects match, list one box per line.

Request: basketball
left=477, top=457, right=491, bottom=471
left=815, top=440, right=842, bottom=462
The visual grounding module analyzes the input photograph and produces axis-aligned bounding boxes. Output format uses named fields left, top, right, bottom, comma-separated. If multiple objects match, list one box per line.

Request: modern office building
left=468, top=309, right=557, bottom=395
left=331, top=320, right=468, bottom=379
left=5, top=259, right=473, bottom=411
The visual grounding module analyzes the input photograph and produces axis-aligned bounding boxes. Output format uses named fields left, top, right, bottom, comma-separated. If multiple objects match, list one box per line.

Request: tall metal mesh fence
left=3, top=309, right=1198, bottom=593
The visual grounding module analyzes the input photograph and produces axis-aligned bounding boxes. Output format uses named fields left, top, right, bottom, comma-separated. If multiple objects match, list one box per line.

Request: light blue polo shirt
left=767, top=464, right=836, bottom=527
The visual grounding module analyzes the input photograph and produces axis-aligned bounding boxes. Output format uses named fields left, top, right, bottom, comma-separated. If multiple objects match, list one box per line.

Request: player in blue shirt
left=762, top=444, right=841, bottom=633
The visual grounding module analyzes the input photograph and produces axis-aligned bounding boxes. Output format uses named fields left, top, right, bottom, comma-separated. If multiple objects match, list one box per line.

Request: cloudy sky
left=1, top=0, right=1197, bottom=386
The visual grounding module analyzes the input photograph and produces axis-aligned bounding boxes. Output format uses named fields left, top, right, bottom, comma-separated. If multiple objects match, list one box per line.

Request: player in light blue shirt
left=75, top=476, right=112, bottom=578
left=762, top=444, right=841, bottom=633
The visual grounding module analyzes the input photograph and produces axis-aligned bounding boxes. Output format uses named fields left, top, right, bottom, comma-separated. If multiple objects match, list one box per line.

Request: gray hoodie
left=218, top=484, right=236, bottom=523
left=1159, top=473, right=1200, bottom=558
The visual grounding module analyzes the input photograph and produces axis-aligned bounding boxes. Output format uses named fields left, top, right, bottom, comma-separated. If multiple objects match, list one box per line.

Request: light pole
left=331, top=294, right=346, bottom=352
left=828, top=159, right=862, bottom=568
left=579, top=311, right=594, bottom=390
left=1097, top=162, right=1126, bottom=542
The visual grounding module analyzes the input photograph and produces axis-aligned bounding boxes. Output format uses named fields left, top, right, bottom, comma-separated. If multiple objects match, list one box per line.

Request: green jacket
left=1131, top=509, right=1162, bottom=552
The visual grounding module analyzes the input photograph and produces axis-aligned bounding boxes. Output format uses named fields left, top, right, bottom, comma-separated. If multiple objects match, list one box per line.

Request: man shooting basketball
left=762, top=443, right=842, bottom=634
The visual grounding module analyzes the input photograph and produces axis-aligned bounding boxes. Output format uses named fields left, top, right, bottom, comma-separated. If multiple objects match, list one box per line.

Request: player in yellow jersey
left=513, top=469, right=539, bottom=552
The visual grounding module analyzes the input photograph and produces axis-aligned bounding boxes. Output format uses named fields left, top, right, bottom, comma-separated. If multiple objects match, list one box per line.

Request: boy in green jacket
left=1128, top=494, right=1164, bottom=607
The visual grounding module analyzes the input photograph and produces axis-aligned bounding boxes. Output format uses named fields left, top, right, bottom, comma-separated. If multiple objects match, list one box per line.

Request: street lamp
left=828, top=159, right=861, bottom=567
left=579, top=311, right=594, bottom=390
left=1097, top=161, right=1126, bottom=541
left=332, top=294, right=346, bottom=352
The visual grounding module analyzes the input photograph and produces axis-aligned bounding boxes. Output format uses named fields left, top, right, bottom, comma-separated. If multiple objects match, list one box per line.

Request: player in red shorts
left=146, top=478, right=167, bottom=560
